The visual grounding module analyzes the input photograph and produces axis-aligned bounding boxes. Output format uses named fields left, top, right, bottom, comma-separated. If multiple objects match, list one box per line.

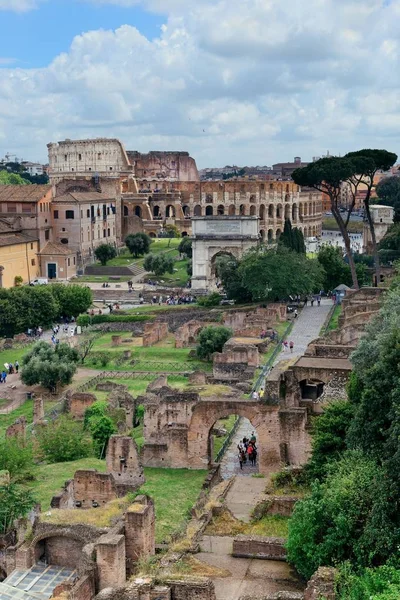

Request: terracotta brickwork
left=106, top=435, right=145, bottom=494
left=96, top=534, right=126, bottom=591
left=213, top=342, right=259, bottom=381
left=124, top=495, right=155, bottom=575
left=66, top=392, right=97, bottom=419
left=142, top=322, right=169, bottom=347
left=232, top=536, right=287, bottom=560
left=5, top=416, right=26, bottom=438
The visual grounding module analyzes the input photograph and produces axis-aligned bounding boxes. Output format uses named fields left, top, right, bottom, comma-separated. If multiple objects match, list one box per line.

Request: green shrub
left=0, top=438, right=34, bottom=481
left=36, top=416, right=92, bottom=463
left=0, top=484, right=36, bottom=534
left=336, top=564, right=400, bottom=600
left=286, top=451, right=398, bottom=580
left=196, top=325, right=232, bottom=360
left=77, top=313, right=150, bottom=326
left=197, top=292, right=222, bottom=307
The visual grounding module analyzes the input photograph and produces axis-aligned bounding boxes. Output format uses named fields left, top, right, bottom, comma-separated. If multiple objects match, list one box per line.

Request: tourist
left=304, top=297, right=308, bottom=306
left=311, top=297, right=314, bottom=307
left=317, top=296, right=321, bottom=307
left=251, top=445, right=258, bottom=466
left=289, top=341, right=294, bottom=353
left=238, top=450, right=244, bottom=470
left=250, top=431, right=256, bottom=444
left=14, top=360, right=19, bottom=374
left=247, top=443, right=254, bottom=465
left=252, top=390, right=259, bottom=400
left=1, top=370, right=6, bottom=383
left=283, top=340, right=289, bottom=352
left=259, top=388, right=265, bottom=399
left=294, top=309, right=298, bottom=319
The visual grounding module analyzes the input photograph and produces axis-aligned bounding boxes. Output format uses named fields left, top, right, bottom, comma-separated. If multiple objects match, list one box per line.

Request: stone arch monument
left=191, top=215, right=260, bottom=292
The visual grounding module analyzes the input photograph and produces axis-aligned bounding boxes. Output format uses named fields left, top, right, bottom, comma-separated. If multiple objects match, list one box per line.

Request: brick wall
left=232, top=536, right=287, bottom=560
left=124, top=495, right=155, bottom=575
left=96, top=534, right=126, bottom=591
left=66, top=392, right=97, bottom=419
left=142, top=322, right=169, bottom=347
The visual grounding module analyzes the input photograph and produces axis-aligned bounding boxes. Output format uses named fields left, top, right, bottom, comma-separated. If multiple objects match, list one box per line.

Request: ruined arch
left=153, top=205, right=160, bottom=218
left=228, top=204, right=236, bottom=216
left=30, top=530, right=91, bottom=570
left=250, top=205, right=257, bottom=216
left=206, top=205, right=214, bottom=216
left=260, top=229, right=265, bottom=240
left=250, top=194, right=256, bottom=203
left=149, top=232, right=157, bottom=238
left=217, top=204, right=225, bottom=215
left=187, top=400, right=281, bottom=472
left=276, top=204, right=283, bottom=219
left=182, top=205, right=190, bottom=217
left=276, top=228, right=282, bottom=239
left=135, top=206, right=142, bottom=218
left=259, top=204, right=265, bottom=220
left=181, top=231, right=188, bottom=237
left=300, top=379, right=325, bottom=401
left=284, top=204, right=291, bottom=220
left=299, top=203, right=303, bottom=220
left=292, top=204, right=298, bottom=221
left=268, top=204, right=274, bottom=218
left=267, top=228, right=274, bottom=243
left=123, top=205, right=129, bottom=217
left=303, top=203, right=308, bottom=217
left=194, top=204, right=202, bottom=217
left=239, top=204, right=246, bottom=216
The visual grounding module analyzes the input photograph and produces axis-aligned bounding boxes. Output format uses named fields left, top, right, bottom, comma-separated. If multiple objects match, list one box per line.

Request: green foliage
left=336, top=564, right=400, bottom=600
left=88, top=415, right=116, bottom=458
left=77, top=313, right=150, bottom=326
left=279, top=219, right=306, bottom=254
left=163, top=224, right=181, bottom=238
left=0, top=286, right=60, bottom=337
left=36, top=416, right=92, bottom=463
left=196, top=326, right=232, bottom=360
left=178, top=237, right=192, bottom=258
left=0, top=484, right=36, bottom=534
left=83, top=400, right=109, bottom=430
left=0, top=437, right=34, bottom=481
left=21, top=341, right=79, bottom=391
left=49, top=284, right=92, bottom=318
left=215, top=254, right=252, bottom=303
left=376, top=176, right=400, bottom=222
left=94, top=243, right=117, bottom=266
left=235, top=246, right=324, bottom=302
left=378, top=223, right=400, bottom=263
left=125, top=233, right=151, bottom=257
left=0, top=170, right=31, bottom=185
left=306, top=401, right=355, bottom=481
left=287, top=451, right=398, bottom=579
left=197, top=292, right=222, bottom=307
left=14, top=275, right=23, bottom=287
left=144, top=253, right=175, bottom=277
left=186, top=259, right=192, bottom=277
left=317, top=246, right=369, bottom=291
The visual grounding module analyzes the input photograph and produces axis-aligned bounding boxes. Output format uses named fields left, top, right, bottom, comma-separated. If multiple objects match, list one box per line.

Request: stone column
left=112, top=335, right=122, bottom=347
left=96, top=534, right=126, bottom=590
left=33, top=397, right=44, bottom=424
left=125, top=496, right=155, bottom=575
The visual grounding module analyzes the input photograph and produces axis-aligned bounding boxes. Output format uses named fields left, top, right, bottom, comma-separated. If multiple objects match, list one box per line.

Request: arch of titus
left=191, top=216, right=259, bottom=292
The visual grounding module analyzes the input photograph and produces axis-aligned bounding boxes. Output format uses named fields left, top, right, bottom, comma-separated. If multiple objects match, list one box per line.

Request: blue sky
left=0, top=1, right=162, bottom=67
left=0, top=0, right=399, bottom=167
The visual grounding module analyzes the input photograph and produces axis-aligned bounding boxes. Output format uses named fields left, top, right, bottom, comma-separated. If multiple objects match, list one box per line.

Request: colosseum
left=48, top=139, right=323, bottom=242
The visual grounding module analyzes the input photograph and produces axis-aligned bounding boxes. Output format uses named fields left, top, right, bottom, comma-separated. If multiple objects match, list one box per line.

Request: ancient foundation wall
left=66, top=392, right=97, bottom=419
left=142, top=322, right=169, bottom=347
left=232, top=536, right=287, bottom=561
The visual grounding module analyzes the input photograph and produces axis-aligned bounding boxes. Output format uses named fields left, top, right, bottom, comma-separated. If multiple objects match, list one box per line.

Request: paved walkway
left=274, top=298, right=332, bottom=366
left=220, top=419, right=259, bottom=479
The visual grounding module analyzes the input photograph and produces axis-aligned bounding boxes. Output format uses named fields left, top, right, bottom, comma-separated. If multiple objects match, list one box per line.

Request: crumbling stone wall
left=304, top=567, right=337, bottom=599
left=51, top=470, right=118, bottom=509
left=223, top=305, right=285, bottom=336
left=175, top=320, right=218, bottom=348
left=6, top=416, right=26, bottom=438
left=142, top=322, right=169, bottom=347
left=213, top=342, right=259, bottom=381
left=66, top=392, right=97, bottom=419
left=124, top=495, right=155, bottom=576
left=106, top=436, right=145, bottom=494
left=232, top=536, right=287, bottom=560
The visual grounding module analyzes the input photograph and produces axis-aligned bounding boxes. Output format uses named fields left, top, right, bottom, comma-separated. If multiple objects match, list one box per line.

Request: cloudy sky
left=0, top=0, right=399, bottom=167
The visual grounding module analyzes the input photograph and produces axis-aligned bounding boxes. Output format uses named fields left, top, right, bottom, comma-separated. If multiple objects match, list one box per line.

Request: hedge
left=77, top=314, right=151, bottom=326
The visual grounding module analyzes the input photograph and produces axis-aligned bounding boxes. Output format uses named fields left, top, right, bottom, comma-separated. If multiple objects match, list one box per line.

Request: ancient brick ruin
left=142, top=321, right=169, bottom=347
left=213, top=340, right=260, bottom=381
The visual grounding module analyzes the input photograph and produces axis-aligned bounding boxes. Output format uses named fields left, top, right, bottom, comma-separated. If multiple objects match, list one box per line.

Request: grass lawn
left=326, top=304, right=342, bottom=332
left=28, top=457, right=107, bottom=509
left=212, top=415, right=238, bottom=460
left=146, top=257, right=190, bottom=288
left=73, top=275, right=132, bottom=283
left=0, top=399, right=58, bottom=438
left=86, top=333, right=210, bottom=372
left=323, top=217, right=363, bottom=233
left=88, top=375, right=189, bottom=402
left=137, top=467, right=207, bottom=543
left=0, top=344, right=32, bottom=369
left=27, top=460, right=207, bottom=544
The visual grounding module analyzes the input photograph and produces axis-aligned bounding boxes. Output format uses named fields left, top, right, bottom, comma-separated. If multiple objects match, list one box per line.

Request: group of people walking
left=238, top=432, right=258, bottom=469
left=1, top=361, right=19, bottom=383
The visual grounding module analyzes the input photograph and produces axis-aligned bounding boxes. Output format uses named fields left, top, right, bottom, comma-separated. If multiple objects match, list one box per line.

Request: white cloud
left=0, top=0, right=40, bottom=11
left=1, top=0, right=400, bottom=166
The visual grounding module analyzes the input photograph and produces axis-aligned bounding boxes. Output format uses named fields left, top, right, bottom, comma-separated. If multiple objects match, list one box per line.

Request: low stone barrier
left=252, top=496, right=298, bottom=519
left=232, top=535, right=287, bottom=560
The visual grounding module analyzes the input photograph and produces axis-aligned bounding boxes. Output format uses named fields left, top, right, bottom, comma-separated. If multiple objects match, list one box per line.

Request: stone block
left=96, top=534, right=126, bottom=590
left=232, top=536, right=287, bottom=560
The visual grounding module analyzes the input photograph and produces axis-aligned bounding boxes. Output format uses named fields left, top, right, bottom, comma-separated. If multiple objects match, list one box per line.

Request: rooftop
left=0, top=185, right=52, bottom=203
left=38, top=241, right=75, bottom=256
left=0, top=232, right=38, bottom=248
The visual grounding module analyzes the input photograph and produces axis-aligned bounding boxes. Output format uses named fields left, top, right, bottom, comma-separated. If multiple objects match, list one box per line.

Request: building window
left=103, top=229, right=106, bottom=238
left=64, top=155, right=67, bottom=161
left=107, top=228, right=110, bottom=237
left=73, top=257, right=76, bottom=265
left=89, top=167, right=91, bottom=171
left=62, top=228, right=66, bottom=232
left=66, top=210, right=74, bottom=219
left=60, top=238, right=68, bottom=244
left=7, top=205, right=17, bottom=213
left=109, top=167, right=113, bottom=171
left=54, top=210, right=59, bottom=219
left=87, top=209, right=90, bottom=218
left=68, top=258, right=70, bottom=266
left=40, top=204, right=42, bottom=213
left=22, top=206, right=32, bottom=214
left=31, top=259, right=35, bottom=266
left=45, top=229, right=50, bottom=241
left=98, top=153, right=101, bottom=159
left=30, top=243, right=34, bottom=250
left=78, top=154, right=82, bottom=160
left=81, top=210, right=83, bottom=218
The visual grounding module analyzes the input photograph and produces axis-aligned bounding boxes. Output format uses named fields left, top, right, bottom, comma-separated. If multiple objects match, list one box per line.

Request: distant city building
left=272, top=157, right=310, bottom=179
left=21, top=161, right=45, bottom=177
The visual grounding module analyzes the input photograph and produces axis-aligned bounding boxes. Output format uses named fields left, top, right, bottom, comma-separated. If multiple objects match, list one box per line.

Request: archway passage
left=210, top=415, right=260, bottom=478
